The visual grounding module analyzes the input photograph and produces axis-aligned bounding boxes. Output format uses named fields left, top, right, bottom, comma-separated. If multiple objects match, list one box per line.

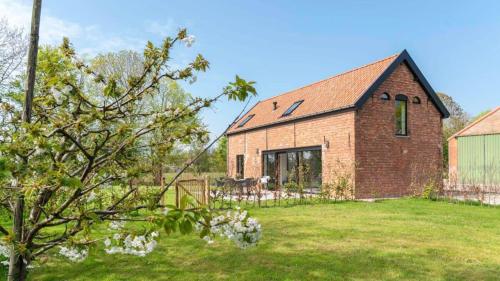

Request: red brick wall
left=227, top=110, right=356, bottom=184
left=228, top=63, right=444, bottom=199
left=448, top=137, right=458, bottom=176
left=355, top=63, right=443, bottom=198
left=227, top=131, right=245, bottom=177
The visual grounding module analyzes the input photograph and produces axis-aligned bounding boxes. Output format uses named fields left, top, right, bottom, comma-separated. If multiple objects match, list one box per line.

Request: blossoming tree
left=0, top=29, right=261, bottom=280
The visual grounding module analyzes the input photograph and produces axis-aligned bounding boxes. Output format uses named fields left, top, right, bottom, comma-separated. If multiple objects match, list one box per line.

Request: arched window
left=395, top=94, right=408, bottom=136
left=412, top=96, right=421, bottom=104
left=395, top=94, right=408, bottom=101
left=380, top=92, right=390, bottom=100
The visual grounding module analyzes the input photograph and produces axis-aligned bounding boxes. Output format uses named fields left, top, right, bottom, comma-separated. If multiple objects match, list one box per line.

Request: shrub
left=422, top=180, right=439, bottom=200
left=324, top=160, right=355, bottom=200
left=320, top=183, right=334, bottom=200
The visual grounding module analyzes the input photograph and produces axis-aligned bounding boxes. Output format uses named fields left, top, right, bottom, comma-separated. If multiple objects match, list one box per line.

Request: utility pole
left=8, top=0, right=42, bottom=280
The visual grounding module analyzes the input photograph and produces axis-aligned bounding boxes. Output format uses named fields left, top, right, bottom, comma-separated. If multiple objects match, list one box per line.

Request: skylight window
left=237, top=114, right=255, bottom=127
left=281, top=100, right=304, bottom=117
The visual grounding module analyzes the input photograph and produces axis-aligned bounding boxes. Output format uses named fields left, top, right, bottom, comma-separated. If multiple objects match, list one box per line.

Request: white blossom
left=0, top=242, right=35, bottom=268
left=50, top=87, right=64, bottom=104
left=104, top=232, right=159, bottom=257
left=108, top=220, right=126, bottom=230
left=203, top=235, right=214, bottom=244
left=181, top=35, right=195, bottom=47
left=34, top=147, right=45, bottom=156
left=100, top=209, right=260, bottom=259
left=58, top=246, right=88, bottom=262
left=104, top=238, right=111, bottom=247
left=77, top=154, right=85, bottom=162
left=202, top=209, right=261, bottom=249
left=86, top=191, right=97, bottom=203
left=0, top=242, right=11, bottom=262
left=62, top=85, right=73, bottom=94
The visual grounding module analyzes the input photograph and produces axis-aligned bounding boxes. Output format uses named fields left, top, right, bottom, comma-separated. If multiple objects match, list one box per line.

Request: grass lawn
left=16, top=199, right=500, bottom=280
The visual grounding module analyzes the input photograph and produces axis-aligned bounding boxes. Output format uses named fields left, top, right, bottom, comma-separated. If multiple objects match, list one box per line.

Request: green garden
left=1, top=2, right=499, bottom=280
left=18, top=198, right=500, bottom=281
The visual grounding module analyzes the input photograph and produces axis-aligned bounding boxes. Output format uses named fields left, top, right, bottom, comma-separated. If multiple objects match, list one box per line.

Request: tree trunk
left=153, top=163, right=163, bottom=186
left=8, top=0, right=42, bottom=280
left=8, top=194, right=26, bottom=281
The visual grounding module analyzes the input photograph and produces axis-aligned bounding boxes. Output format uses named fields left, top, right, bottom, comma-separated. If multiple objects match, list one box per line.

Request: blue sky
left=2, top=0, right=499, bottom=139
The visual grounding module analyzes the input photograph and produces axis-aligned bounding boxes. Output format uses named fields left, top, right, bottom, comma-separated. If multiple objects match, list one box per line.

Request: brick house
left=226, top=50, right=450, bottom=198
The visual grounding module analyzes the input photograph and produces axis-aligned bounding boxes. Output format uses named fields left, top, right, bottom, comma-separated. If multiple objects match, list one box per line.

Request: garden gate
left=175, top=178, right=210, bottom=208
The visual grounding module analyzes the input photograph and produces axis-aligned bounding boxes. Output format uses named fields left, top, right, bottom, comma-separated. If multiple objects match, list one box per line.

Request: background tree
left=211, top=136, right=227, bottom=173
left=188, top=135, right=228, bottom=174
left=437, top=92, right=470, bottom=168
left=0, top=29, right=260, bottom=280
left=90, top=51, right=205, bottom=185
left=189, top=140, right=212, bottom=174
left=0, top=18, right=27, bottom=91
left=470, top=108, right=491, bottom=122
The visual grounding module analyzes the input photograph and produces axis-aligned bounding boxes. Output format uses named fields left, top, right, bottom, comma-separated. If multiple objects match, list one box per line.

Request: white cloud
left=0, top=0, right=80, bottom=44
left=145, top=19, right=175, bottom=38
left=77, top=26, right=147, bottom=56
left=0, top=0, right=149, bottom=55
left=0, top=0, right=33, bottom=30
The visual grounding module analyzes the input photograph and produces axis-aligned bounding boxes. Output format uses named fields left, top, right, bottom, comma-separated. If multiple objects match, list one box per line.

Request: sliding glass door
left=299, top=150, right=322, bottom=188
left=262, top=147, right=322, bottom=189
left=263, top=153, right=276, bottom=189
left=278, top=153, right=288, bottom=186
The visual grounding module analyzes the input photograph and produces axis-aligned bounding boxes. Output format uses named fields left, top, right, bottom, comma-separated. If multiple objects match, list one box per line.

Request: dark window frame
left=395, top=94, right=408, bottom=136
left=236, top=154, right=244, bottom=178
left=237, top=114, right=255, bottom=128
left=412, top=96, right=421, bottom=104
left=262, top=153, right=276, bottom=188
left=380, top=92, right=391, bottom=100
left=261, top=146, right=322, bottom=189
left=281, top=100, right=304, bottom=117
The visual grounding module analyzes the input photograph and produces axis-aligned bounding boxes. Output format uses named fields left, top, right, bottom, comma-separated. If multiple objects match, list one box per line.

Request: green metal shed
left=449, top=107, right=500, bottom=185
left=457, top=134, right=500, bottom=184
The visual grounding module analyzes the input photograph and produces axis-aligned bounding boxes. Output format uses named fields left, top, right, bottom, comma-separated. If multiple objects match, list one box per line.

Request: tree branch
left=0, top=225, right=9, bottom=235
left=155, top=97, right=253, bottom=202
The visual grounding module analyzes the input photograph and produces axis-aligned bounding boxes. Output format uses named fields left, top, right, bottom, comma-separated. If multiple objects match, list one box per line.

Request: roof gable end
left=355, top=50, right=450, bottom=118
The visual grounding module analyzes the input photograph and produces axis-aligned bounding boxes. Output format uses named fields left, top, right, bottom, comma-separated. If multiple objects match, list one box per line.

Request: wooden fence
left=175, top=178, right=210, bottom=208
left=174, top=177, right=500, bottom=209
left=175, top=177, right=353, bottom=209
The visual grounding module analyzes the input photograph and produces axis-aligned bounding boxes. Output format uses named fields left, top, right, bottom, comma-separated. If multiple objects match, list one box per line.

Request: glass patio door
left=263, top=147, right=322, bottom=190
left=278, top=153, right=288, bottom=186
left=263, top=153, right=276, bottom=189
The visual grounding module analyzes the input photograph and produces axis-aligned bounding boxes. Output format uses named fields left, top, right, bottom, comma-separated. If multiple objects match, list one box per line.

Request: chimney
left=273, top=101, right=278, bottom=110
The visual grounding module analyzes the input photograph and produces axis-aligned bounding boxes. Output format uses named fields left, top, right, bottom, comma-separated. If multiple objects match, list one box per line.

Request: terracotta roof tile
left=448, top=107, right=500, bottom=139
left=228, top=53, right=399, bottom=134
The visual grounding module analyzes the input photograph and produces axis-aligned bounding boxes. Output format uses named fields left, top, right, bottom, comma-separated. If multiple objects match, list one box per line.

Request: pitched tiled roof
left=448, top=107, right=500, bottom=140
left=227, top=53, right=399, bottom=134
